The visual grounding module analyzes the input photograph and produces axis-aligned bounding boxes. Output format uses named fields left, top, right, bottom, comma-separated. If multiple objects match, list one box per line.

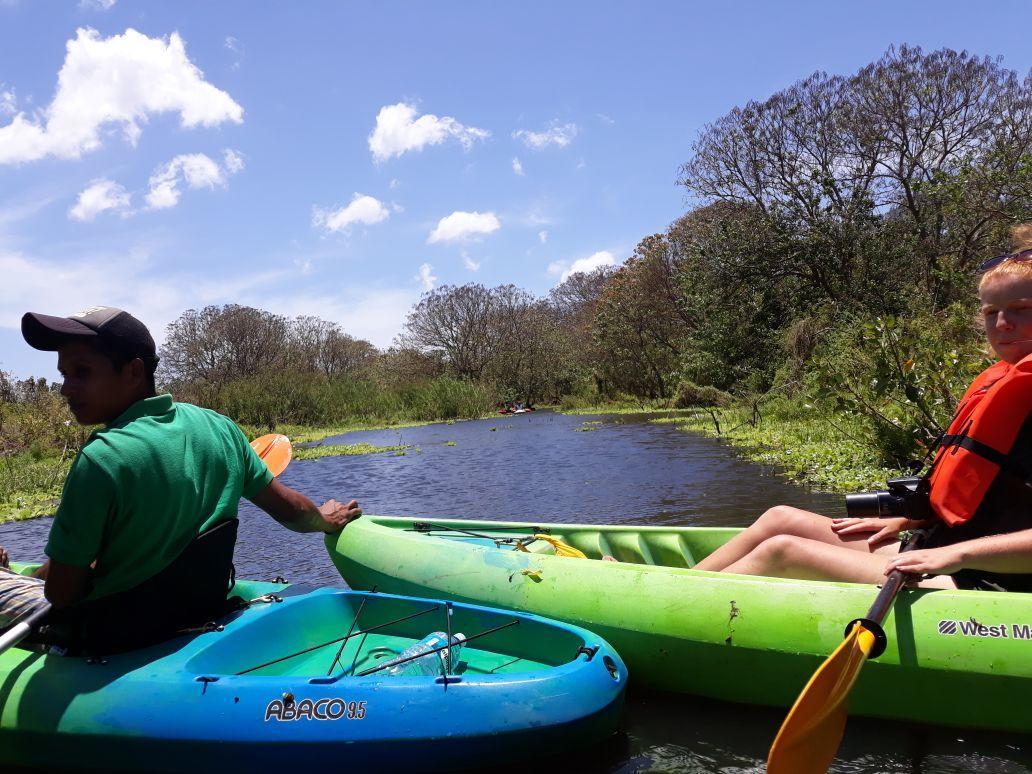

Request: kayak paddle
left=0, top=602, right=52, bottom=654
left=250, top=433, right=293, bottom=477
left=766, top=529, right=929, bottom=774
left=0, top=434, right=295, bottom=657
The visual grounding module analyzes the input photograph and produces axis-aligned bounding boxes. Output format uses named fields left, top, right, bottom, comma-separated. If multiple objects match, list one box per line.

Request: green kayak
left=326, top=516, right=1032, bottom=733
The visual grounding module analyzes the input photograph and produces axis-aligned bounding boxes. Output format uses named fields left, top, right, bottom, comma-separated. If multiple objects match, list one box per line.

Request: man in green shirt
left=0, top=306, right=361, bottom=639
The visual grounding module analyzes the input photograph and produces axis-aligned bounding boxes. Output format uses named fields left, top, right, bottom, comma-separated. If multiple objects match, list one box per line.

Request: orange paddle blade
left=767, top=623, right=878, bottom=774
left=250, top=433, right=293, bottom=477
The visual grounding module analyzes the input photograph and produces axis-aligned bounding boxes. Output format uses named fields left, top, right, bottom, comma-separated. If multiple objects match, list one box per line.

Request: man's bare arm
left=44, top=560, right=91, bottom=609
left=249, top=479, right=362, bottom=534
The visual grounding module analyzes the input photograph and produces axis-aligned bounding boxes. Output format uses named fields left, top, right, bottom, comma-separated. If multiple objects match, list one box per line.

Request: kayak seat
left=600, top=532, right=654, bottom=565
left=563, top=530, right=695, bottom=567
left=45, top=518, right=241, bottom=656
left=643, top=533, right=695, bottom=568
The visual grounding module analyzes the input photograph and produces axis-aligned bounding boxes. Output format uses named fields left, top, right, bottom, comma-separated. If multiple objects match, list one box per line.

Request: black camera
left=844, top=476, right=932, bottom=520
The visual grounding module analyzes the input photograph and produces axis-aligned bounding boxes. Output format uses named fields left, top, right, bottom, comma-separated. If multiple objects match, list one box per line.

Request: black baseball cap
left=21, top=306, right=158, bottom=364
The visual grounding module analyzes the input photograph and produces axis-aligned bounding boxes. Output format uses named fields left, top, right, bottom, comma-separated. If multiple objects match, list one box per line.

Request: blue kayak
left=0, top=580, right=626, bottom=771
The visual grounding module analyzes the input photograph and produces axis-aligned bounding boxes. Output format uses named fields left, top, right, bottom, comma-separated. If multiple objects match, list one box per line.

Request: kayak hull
left=326, top=516, right=1032, bottom=733
left=0, top=583, right=626, bottom=771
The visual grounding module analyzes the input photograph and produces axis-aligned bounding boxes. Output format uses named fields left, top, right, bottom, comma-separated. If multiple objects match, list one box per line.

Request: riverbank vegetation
left=3, top=45, right=1031, bottom=516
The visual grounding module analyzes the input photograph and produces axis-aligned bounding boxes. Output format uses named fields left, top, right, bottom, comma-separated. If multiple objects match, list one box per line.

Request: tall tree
left=399, top=284, right=498, bottom=380
left=160, top=305, right=290, bottom=386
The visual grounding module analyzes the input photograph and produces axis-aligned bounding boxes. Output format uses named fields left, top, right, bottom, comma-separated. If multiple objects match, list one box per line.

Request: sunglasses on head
left=979, top=248, right=1032, bottom=273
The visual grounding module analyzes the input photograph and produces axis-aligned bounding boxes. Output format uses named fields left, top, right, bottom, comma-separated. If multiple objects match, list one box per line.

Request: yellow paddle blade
left=250, top=433, right=293, bottom=477
left=767, top=623, right=878, bottom=774
left=533, top=534, right=587, bottom=559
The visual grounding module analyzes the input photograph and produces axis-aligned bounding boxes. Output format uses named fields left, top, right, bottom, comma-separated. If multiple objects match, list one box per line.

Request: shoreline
left=0, top=415, right=476, bottom=525
left=656, top=399, right=900, bottom=494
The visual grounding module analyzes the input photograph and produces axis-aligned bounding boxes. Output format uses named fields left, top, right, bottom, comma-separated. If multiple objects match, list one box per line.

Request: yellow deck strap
left=514, top=534, right=587, bottom=559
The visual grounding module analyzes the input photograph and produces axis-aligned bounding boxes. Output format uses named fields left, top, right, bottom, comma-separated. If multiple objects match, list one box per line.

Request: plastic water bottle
left=382, top=631, right=466, bottom=676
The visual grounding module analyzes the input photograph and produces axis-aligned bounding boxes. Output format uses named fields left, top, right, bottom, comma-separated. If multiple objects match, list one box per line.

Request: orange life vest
left=928, top=354, right=1032, bottom=526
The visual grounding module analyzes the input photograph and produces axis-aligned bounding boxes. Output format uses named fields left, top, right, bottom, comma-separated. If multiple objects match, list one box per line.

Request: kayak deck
left=190, top=591, right=566, bottom=678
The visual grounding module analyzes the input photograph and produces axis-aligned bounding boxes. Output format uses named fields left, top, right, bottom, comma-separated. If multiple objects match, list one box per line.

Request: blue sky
left=2, top=1, right=1031, bottom=378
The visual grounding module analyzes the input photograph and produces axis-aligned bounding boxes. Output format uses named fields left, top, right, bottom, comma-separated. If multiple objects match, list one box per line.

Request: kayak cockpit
left=405, top=520, right=738, bottom=568
left=186, top=589, right=584, bottom=680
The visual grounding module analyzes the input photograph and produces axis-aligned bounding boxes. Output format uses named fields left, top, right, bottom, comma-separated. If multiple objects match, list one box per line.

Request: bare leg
left=694, top=505, right=887, bottom=572
left=722, top=535, right=957, bottom=588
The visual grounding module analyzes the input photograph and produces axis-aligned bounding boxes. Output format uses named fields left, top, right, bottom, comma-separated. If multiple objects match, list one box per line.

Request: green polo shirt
left=45, top=395, right=274, bottom=600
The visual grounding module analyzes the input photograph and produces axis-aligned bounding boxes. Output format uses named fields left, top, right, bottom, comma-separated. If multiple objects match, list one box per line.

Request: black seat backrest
left=59, top=518, right=240, bottom=655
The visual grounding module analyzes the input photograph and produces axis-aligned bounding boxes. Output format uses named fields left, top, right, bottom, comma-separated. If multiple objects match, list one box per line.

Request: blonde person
left=694, top=225, right=1032, bottom=592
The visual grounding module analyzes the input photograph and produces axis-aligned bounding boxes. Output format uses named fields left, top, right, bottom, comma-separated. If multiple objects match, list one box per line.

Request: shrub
left=807, top=306, right=988, bottom=465
left=673, top=380, right=733, bottom=408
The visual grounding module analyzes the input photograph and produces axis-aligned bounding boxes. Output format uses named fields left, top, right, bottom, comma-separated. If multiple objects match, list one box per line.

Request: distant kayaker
left=0, top=306, right=362, bottom=648
left=695, top=224, right=1032, bottom=592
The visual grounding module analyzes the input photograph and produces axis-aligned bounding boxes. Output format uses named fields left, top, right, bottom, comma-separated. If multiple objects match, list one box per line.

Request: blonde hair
left=979, top=223, right=1032, bottom=292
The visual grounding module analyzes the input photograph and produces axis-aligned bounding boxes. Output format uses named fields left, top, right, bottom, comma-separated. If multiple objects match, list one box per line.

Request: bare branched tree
left=398, top=284, right=498, bottom=380
left=160, top=305, right=291, bottom=386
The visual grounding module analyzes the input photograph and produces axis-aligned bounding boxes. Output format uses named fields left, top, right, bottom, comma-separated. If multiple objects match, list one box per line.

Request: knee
left=755, top=505, right=807, bottom=534
left=752, top=534, right=805, bottom=567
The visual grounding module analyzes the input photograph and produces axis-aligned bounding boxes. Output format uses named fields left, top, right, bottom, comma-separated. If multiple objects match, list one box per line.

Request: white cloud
left=596, top=113, right=615, bottom=125
left=416, top=263, right=437, bottom=291
left=427, top=210, right=500, bottom=244
left=368, top=102, right=489, bottom=163
left=389, top=178, right=400, bottom=189
left=222, top=147, right=245, bottom=174
left=461, top=250, right=480, bottom=272
left=0, top=248, right=417, bottom=368
left=513, top=121, right=578, bottom=150
left=512, top=157, right=524, bottom=176
left=69, top=179, right=131, bottom=221
left=538, top=230, right=548, bottom=244
left=548, top=250, right=617, bottom=284
left=312, top=193, right=390, bottom=234
left=0, top=28, right=243, bottom=165
left=0, top=87, right=16, bottom=117
left=224, top=36, right=243, bottom=70
left=145, top=149, right=243, bottom=210
left=79, top=0, right=116, bottom=9
left=0, top=247, right=283, bottom=351
left=242, top=287, right=416, bottom=349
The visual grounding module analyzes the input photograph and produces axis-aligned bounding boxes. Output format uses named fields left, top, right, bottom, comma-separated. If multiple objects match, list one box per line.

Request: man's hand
left=0, top=546, right=49, bottom=579
left=318, top=499, right=362, bottom=533
left=250, top=479, right=362, bottom=534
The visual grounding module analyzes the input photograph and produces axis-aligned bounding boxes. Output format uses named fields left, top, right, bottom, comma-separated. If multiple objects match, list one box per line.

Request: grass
left=293, top=442, right=410, bottom=460
left=240, top=419, right=439, bottom=445
left=663, top=398, right=900, bottom=493
left=0, top=452, right=70, bottom=522
left=561, top=404, right=699, bottom=417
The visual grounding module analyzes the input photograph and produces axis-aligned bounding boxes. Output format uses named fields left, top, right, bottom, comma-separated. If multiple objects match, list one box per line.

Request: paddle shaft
left=0, top=602, right=52, bottom=655
left=767, top=527, right=936, bottom=773
left=845, top=527, right=931, bottom=659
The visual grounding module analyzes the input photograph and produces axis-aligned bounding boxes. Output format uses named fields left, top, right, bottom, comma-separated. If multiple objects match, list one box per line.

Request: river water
left=1, top=410, right=1028, bottom=773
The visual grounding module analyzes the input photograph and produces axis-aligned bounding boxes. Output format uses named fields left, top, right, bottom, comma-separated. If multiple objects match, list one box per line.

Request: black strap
left=938, top=433, right=1032, bottom=486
